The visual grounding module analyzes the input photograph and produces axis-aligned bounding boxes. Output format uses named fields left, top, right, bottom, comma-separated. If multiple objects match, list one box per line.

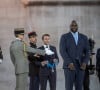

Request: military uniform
left=10, top=28, right=45, bottom=90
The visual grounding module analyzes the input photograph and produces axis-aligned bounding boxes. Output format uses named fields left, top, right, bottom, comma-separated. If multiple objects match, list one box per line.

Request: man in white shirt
left=39, top=34, right=59, bottom=90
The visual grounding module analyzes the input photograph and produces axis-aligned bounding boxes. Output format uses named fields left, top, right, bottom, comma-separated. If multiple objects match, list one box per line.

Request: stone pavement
left=55, top=69, right=100, bottom=90
left=0, top=60, right=100, bottom=90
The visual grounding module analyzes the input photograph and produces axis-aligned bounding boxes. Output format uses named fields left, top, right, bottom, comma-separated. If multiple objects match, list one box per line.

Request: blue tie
left=72, top=32, right=78, bottom=45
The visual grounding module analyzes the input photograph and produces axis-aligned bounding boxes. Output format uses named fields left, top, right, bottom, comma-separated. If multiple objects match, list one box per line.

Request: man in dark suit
left=83, top=38, right=95, bottom=90
left=28, top=31, right=40, bottom=90
left=60, top=20, right=89, bottom=90
left=0, top=46, right=3, bottom=64
left=39, top=34, right=59, bottom=90
left=96, top=48, right=100, bottom=83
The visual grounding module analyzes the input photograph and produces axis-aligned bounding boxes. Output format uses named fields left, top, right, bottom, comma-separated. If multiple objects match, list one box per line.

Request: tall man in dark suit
left=39, top=34, right=59, bottom=90
left=60, top=20, right=89, bottom=90
left=28, top=31, right=40, bottom=90
left=96, top=48, right=100, bottom=83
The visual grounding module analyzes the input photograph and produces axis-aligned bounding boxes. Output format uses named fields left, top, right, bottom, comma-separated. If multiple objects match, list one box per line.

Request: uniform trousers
left=15, top=73, right=28, bottom=90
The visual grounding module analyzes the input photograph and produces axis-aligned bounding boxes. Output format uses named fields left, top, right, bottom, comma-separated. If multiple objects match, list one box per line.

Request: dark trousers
left=97, top=69, right=100, bottom=83
left=29, top=75, right=39, bottom=90
left=64, top=63, right=85, bottom=90
left=98, top=72, right=100, bottom=83
left=83, top=69, right=90, bottom=90
left=39, top=68, right=56, bottom=90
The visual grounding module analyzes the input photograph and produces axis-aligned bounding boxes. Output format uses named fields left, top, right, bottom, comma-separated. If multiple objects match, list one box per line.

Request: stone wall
left=0, top=0, right=100, bottom=90
left=0, top=0, right=100, bottom=76
left=0, top=0, right=100, bottom=75
left=26, top=5, right=100, bottom=68
left=0, top=0, right=100, bottom=69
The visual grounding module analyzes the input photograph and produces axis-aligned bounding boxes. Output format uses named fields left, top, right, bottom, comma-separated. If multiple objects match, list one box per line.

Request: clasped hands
left=41, top=61, right=48, bottom=66
left=68, top=63, right=86, bottom=70
left=41, top=59, right=58, bottom=67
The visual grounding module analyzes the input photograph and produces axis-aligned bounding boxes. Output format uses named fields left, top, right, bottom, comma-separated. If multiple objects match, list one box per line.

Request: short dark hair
left=28, top=31, right=37, bottom=38
left=42, top=34, right=50, bottom=40
left=70, top=20, right=78, bottom=26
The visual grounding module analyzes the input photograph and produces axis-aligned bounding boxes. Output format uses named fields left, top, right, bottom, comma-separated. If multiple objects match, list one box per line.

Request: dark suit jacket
left=0, top=47, right=3, bottom=59
left=96, top=48, right=100, bottom=70
left=38, top=45, right=59, bottom=75
left=60, top=32, right=89, bottom=69
left=28, top=43, right=40, bottom=77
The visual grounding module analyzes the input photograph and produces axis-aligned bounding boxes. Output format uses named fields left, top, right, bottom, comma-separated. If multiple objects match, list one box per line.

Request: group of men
left=10, top=27, right=59, bottom=90
left=28, top=32, right=59, bottom=90
left=9, top=20, right=100, bottom=90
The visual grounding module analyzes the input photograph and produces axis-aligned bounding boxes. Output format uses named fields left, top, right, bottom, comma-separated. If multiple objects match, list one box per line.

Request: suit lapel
left=77, top=33, right=81, bottom=46
left=69, top=32, right=76, bottom=46
left=49, top=45, right=52, bottom=50
left=69, top=32, right=82, bottom=47
left=42, top=46, right=45, bottom=50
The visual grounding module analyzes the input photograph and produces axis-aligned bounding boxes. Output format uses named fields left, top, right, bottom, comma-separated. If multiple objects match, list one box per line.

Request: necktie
left=46, top=45, right=48, bottom=48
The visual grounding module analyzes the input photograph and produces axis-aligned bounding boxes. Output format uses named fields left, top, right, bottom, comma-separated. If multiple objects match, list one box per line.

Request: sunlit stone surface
left=0, top=0, right=100, bottom=90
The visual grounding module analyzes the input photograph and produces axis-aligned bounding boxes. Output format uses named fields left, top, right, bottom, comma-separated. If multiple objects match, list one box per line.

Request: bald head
left=70, top=20, right=78, bottom=33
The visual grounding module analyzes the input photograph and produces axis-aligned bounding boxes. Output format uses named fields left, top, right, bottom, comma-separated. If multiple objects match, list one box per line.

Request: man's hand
left=80, top=63, right=86, bottom=70
left=41, top=61, right=48, bottom=66
left=0, top=59, right=3, bottom=64
left=34, top=54, right=40, bottom=58
left=53, top=59, right=59, bottom=65
left=68, top=63, right=75, bottom=70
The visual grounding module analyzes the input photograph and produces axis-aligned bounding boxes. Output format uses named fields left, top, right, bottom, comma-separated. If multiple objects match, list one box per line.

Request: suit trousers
left=15, top=73, right=28, bottom=90
left=97, top=69, right=100, bottom=83
left=83, top=69, right=90, bottom=90
left=29, top=75, right=39, bottom=90
left=64, top=62, right=85, bottom=90
left=39, top=68, right=56, bottom=90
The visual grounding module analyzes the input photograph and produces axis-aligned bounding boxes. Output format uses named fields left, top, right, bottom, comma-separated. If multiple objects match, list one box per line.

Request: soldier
left=0, top=46, right=3, bottom=64
left=10, top=28, right=45, bottom=90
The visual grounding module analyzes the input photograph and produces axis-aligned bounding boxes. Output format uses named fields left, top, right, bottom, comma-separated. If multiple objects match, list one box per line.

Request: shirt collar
left=44, top=44, right=50, bottom=49
left=71, top=32, right=78, bottom=36
left=16, top=38, right=22, bottom=41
